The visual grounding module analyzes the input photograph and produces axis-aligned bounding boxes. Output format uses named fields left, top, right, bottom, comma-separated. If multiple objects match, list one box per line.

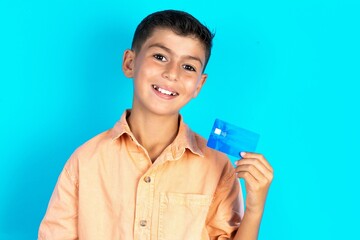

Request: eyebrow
left=148, top=43, right=204, bottom=67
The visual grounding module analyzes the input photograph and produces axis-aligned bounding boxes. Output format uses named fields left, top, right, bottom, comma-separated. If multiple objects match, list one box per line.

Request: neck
left=127, top=109, right=180, bottom=162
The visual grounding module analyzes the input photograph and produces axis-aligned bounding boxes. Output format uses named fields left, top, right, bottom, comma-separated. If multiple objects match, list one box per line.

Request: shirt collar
left=172, top=116, right=204, bottom=159
left=111, top=110, right=204, bottom=159
left=111, top=110, right=133, bottom=141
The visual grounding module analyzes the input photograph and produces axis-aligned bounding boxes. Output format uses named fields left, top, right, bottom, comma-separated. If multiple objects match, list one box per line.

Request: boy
left=39, top=10, right=273, bottom=240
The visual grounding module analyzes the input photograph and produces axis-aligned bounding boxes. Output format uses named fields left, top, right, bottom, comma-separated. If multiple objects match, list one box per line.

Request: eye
left=153, top=54, right=167, bottom=62
left=183, top=64, right=196, bottom=72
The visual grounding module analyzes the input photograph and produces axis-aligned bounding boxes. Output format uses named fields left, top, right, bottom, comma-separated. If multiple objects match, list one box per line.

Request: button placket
left=134, top=170, right=155, bottom=239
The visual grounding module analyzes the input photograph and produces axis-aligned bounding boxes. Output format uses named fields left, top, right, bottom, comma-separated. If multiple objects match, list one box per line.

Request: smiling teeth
left=153, top=85, right=178, bottom=96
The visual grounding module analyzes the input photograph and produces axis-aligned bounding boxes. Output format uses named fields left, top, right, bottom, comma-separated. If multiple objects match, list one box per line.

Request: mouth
left=152, top=84, right=179, bottom=96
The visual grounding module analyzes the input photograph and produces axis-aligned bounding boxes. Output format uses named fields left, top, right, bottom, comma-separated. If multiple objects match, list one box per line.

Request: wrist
left=243, top=207, right=264, bottom=220
left=234, top=207, right=263, bottom=240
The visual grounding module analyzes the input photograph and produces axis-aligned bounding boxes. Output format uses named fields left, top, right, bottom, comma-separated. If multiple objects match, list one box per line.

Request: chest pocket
left=158, top=192, right=213, bottom=240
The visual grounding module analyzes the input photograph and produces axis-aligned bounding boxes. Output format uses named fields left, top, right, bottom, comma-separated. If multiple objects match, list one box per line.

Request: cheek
left=135, top=60, right=159, bottom=78
left=187, top=76, right=202, bottom=88
left=182, top=78, right=202, bottom=96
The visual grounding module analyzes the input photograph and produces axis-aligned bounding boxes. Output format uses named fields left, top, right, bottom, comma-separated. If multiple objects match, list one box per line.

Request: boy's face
left=122, top=28, right=208, bottom=117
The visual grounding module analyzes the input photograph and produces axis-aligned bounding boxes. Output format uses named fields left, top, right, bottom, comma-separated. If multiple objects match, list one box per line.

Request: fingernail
left=240, top=152, right=246, bottom=157
left=235, top=161, right=239, bottom=165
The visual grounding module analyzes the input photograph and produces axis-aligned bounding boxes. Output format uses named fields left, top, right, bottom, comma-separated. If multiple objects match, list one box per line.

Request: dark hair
left=131, top=10, right=215, bottom=71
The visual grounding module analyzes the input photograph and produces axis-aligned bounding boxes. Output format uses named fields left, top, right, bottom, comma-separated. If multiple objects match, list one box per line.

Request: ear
left=122, top=49, right=135, bottom=78
left=193, top=74, right=208, bottom=98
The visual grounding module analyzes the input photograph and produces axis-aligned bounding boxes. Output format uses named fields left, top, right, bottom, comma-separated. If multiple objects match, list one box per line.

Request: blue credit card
left=207, top=119, right=260, bottom=157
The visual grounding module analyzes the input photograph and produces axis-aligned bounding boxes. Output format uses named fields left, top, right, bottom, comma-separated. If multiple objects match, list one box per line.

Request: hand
left=235, top=152, right=273, bottom=215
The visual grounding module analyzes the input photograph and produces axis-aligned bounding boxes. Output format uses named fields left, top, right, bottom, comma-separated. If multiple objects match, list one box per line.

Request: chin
left=143, top=103, right=180, bottom=116
left=151, top=108, right=180, bottom=117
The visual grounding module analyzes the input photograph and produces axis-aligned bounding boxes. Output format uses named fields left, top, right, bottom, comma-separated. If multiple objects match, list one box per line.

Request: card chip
left=214, top=128, right=222, bottom=135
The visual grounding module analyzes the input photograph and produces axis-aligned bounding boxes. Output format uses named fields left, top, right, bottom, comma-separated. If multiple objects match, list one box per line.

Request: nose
left=162, top=62, right=178, bottom=81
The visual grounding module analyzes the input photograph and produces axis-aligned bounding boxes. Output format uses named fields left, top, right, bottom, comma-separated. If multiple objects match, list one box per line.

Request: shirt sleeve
left=38, top=154, right=79, bottom=240
left=206, top=160, right=245, bottom=240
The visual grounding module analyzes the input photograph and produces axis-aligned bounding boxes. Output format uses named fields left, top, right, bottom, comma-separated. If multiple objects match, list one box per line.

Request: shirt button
left=140, top=220, right=147, bottom=227
left=144, top=176, right=151, bottom=183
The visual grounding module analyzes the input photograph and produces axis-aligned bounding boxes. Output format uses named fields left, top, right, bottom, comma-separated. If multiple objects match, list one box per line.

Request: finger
left=235, top=163, right=269, bottom=184
left=236, top=170, right=258, bottom=188
left=235, top=158, right=273, bottom=182
left=240, top=152, right=273, bottom=173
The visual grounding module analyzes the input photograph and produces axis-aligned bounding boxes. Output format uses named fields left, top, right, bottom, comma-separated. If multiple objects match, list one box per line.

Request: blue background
left=1, top=0, right=359, bottom=239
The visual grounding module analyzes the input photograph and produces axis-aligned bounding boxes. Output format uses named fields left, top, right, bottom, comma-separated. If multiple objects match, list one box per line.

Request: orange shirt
left=38, top=111, right=244, bottom=240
